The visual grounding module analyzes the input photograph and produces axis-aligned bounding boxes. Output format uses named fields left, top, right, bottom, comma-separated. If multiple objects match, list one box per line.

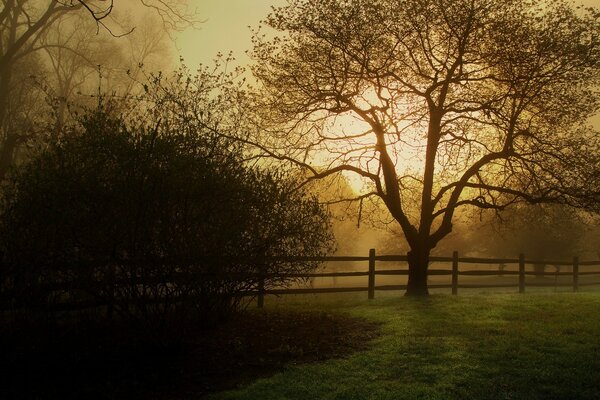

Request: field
left=3, top=290, right=600, bottom=399
left=208, top=291, right=600, bottom=400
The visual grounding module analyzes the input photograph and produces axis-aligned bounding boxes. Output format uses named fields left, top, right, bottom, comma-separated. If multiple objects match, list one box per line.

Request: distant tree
left=483, top=204, right=593, bottom=271
left=37, top=10, right=173, bottom=138
left=249, top=0, right=600, bottom=295
left=0, top=0, right=199, bottom=179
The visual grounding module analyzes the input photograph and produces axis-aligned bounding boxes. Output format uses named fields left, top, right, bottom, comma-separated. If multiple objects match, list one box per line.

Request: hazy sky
left=177, top=0, right=600, bottom=69
left=176, top=0, right=285, bottom=67
left=176, top=0, right=600, bottom=129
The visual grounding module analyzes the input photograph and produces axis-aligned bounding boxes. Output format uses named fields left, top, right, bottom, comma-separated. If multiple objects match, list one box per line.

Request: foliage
left=0, top=105, right=334, bottom=328
left=249, top=0, right=600, bottom=294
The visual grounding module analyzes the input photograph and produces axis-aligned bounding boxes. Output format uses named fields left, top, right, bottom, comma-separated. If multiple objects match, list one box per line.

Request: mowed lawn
left=208, top=291, right=600, bottom=400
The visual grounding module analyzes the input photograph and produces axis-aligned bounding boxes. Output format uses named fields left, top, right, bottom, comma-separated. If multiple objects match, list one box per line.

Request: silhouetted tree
left=249, top=0, right=600, bottom=295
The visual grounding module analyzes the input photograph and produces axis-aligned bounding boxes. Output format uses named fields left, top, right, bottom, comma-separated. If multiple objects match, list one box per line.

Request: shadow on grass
left=0, top=310, right=381, bottom=400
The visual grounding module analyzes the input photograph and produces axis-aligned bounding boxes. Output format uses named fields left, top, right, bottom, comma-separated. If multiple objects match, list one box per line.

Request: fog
left=2, top=0, right=599, bottom=284
left=177, top=0, right=600, bottom=266
left=3, top=2, right=600, bottom=398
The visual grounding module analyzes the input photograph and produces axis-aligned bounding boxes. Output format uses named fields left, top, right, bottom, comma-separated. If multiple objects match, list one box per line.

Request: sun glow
left=316, top=93, right=428, bottom=195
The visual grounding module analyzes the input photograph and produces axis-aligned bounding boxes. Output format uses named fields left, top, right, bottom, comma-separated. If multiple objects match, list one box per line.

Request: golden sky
left=176, top=0, right=285, bottom=68
left=177, top=0, right=600, bottom=69
left=176, top=0, right=600, bottom=129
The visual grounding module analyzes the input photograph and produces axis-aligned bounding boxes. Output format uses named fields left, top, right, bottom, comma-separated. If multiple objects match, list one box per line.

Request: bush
left=0, top=108, right=334, bottom=330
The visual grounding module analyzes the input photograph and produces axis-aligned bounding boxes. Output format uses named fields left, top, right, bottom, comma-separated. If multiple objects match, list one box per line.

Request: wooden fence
left=2, top=250, right=600, bottom=313
left=256, top=250, right=600, bottom=307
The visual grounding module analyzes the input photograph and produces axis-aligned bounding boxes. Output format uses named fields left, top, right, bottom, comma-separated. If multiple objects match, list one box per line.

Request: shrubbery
left=0, top=107, right=334, bottom=330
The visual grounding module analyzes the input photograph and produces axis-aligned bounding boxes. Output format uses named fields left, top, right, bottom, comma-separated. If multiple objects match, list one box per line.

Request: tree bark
left=405, top=249, right=430, bottom=296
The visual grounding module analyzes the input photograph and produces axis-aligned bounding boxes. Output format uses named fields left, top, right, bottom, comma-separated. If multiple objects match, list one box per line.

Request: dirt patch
left=0, top=310, right=381, bottom=399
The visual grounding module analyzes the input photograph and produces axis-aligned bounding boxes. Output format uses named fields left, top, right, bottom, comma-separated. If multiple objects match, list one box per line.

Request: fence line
left=3, top=250, right=600, bottom=312
left=256, top=249, right=600, bottom=307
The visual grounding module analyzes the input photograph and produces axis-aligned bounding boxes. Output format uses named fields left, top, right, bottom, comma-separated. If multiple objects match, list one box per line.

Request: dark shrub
left=0, top=108, right=334, bottom=331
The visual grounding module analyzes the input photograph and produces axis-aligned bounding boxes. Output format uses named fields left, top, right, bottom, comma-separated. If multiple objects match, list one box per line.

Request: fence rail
left=3, top=250, right=600, bottom=312
left=255, top=250, right=600, bottom=307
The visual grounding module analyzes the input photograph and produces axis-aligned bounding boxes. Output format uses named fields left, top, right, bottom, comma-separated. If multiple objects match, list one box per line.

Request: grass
left=207, top=291, right=600, bottom=400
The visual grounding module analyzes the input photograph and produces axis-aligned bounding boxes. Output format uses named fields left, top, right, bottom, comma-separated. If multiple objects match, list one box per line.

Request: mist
left=2, top=1, right=600, bottom=399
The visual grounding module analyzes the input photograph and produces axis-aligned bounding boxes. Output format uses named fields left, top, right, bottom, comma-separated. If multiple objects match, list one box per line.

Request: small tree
left=250, top=0, right=600, bottom=295
left=0, top=105, right=334, bottom=327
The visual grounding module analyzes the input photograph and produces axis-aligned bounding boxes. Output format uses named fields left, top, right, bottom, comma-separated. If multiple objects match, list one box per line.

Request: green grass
left=206, top=291, right=600, bottom=400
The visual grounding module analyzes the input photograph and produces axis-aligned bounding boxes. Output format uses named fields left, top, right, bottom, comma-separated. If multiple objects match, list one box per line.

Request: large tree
left=250, top=0, right=600, bottom=295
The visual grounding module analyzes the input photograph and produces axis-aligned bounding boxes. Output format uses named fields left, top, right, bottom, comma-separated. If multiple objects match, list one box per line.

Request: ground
left=0, top=309, right=381, bottom=400
left=4, top=291, right=600, bottom=400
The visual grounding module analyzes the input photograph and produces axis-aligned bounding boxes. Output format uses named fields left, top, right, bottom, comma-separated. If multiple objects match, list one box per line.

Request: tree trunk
left=405, top=249, right=430, bottom=296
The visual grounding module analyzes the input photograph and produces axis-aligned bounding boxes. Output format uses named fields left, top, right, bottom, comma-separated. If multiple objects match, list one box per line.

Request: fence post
left=368, top=249, right=376, bottom=300
left=257, top=264, right=265, bottom=308
left=573, top=256, right=579, bottom=292
left=519, top=253, right=525, bottom=293
left=452, top=251, right=459, bottom=295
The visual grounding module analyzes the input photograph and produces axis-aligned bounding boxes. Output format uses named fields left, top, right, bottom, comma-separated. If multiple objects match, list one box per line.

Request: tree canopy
left=250, top=0, right=600, bottom=295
